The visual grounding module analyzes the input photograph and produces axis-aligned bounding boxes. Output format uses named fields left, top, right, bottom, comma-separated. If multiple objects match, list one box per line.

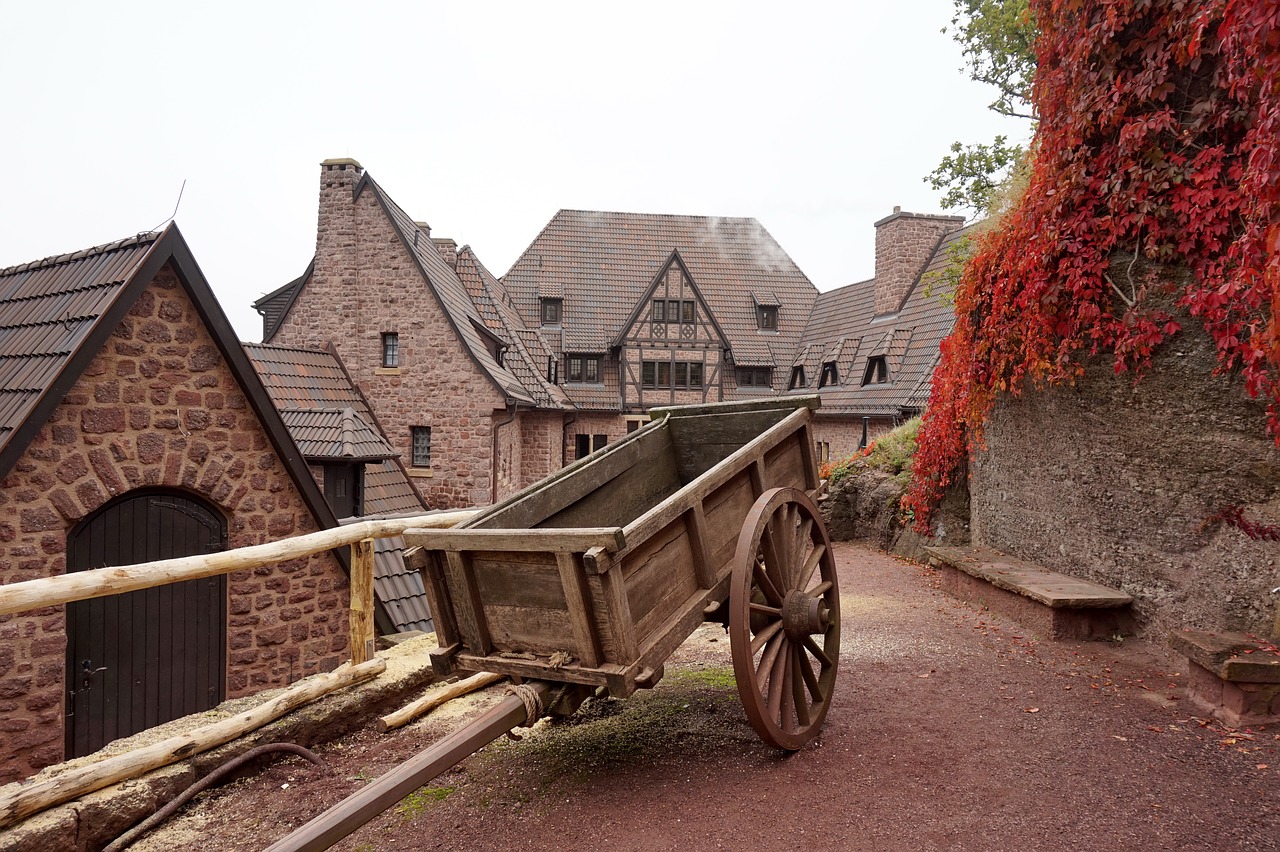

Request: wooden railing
left=0, top=509, right=478, bottom=665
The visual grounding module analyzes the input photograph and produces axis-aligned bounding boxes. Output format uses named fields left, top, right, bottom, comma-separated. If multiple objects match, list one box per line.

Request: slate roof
left=502, top=210, right=818, bottom=381
left=0, top=233, right=156, bottom=458
left=278, top=407, right=397, bottom=462
left=243, top=342, right=432, bottom=633
left=787, top=226, right=973, bottom=416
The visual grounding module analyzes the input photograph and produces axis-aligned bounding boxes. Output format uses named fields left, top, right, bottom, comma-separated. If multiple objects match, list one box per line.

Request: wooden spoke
left=752, top=559, right=783, bottom=607
left=801, top=634, right=834, bottom=669
left=792, top=645, right=811, bottom=728
left=729, top=488, right=841, bottom=750
left=798, top=544, right=827, bottom=593
left=797, top=644, right=822, bottom=704
left=750, top=619, right=783, bottom=656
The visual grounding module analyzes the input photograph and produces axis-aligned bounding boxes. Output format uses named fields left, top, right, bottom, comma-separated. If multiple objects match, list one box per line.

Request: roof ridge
left=0, top=231, right=160, bottom=277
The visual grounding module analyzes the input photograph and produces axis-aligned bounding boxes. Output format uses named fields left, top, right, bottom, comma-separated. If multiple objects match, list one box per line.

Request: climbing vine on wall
left=905, top=0, right=1280, bottom=531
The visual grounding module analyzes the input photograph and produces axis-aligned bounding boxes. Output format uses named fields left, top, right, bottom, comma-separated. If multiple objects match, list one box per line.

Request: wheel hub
left=781, top=590, right=828, bottom=638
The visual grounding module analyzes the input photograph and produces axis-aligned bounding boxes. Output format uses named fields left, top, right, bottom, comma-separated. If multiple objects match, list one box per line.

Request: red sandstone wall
left=811, top=415, right=896, bottom=464
left=271, top=161, right=506, bottom=509
left=0, top=264, right=348, bottom=781
left=873, top=211, right=963, bottom=316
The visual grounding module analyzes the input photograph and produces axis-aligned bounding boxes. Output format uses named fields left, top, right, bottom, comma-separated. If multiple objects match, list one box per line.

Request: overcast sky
left=3, top=1, right=1028, bottom=340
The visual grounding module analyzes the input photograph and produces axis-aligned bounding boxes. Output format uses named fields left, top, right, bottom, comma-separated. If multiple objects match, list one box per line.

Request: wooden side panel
left=469, top=425, right=676, bottom=530
left=701, top=473, right=757, bottom=576
left=761, top=433, right=809, bottom=493
left=620, top=521, right=699, bottom=645
left=541, top=447, right=682, bottom=529
left=667, top=408, right=793, bottom=483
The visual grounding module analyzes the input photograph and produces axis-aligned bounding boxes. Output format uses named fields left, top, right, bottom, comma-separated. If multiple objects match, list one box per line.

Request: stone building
left=256, top=158, right=967, bottom=507
left=0, top=225, right=352, bottom=782
left=787, top=212, right=968, bottom=463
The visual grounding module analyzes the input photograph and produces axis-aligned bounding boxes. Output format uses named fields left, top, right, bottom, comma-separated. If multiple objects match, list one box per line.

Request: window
left=547, top=356, right=559, bottom=384
left=671, top=362, right=705, bottom=389
left=541, top=298, right=562, bottom=326
left=737, top=367, right=772, bottom=387
left=819, top=361, right=839, bottom=388
left=757, top=305, right=778, bottom=330
left=411, top=426, right=431, bottom=467
left=861, top=355, right=889, bottom=386
left=816, top=441, right=831, bottom=464
left=567, top=355, right=602, bottom=383
left=651, top=299, right=694, bottom=324
left=575, top=433, right=608, bottom=460
left=789, top=365, right=806, bottom=390
left=689, top=362, right=704, bottom=388
left=642, top=360, right=675, bottom=389
left=381, top=332, right=399, bottom=368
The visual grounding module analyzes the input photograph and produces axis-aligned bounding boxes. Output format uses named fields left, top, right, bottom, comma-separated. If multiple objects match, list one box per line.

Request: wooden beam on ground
left=0, top=511, right=478, bottom=618
left=0, top=659, right=386, bottom=831
left=376, top=671, right=506, bottom=733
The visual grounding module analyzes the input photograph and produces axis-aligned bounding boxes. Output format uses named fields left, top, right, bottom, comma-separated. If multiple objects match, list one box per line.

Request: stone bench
left=1170, top=629, right=1280, bottom=728
left=925, top=545, right=1135, bottom=640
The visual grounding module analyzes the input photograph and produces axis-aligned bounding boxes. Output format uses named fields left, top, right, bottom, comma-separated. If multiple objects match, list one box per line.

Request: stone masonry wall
left=271, top=161, right=507, bottom=509
left=970, top=279, right=1280, bottom=643
left=0, top=264, right=349, bottom=782
left=873, top=210, right=964, bottom=316
left=812, top=415, right=897, bottom=464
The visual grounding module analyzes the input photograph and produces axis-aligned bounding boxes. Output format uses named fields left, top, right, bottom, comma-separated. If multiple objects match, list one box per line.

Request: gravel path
left=136, top=542, right=1279, bottom=851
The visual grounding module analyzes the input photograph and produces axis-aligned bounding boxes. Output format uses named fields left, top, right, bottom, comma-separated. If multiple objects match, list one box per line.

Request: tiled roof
left=0, top=233, right=157, bottom=454
left=243, top=342, right=425, bottom=516
left=253, top=259, right=312, bottom=343
left=278, top=407, right=397, bottom=462
left=454, top=248, right=572, bottom=410
left=503, top=210, right=818, bottom=383
left=786, top=226, right=973, bottom=416
left=244, top=342, right=432, bottom=634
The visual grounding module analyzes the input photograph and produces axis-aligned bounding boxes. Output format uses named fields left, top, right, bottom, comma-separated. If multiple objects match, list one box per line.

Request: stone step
left=925, top=544, right=1134, bottom=640
left=1170, top=629, right=1280, bottom=728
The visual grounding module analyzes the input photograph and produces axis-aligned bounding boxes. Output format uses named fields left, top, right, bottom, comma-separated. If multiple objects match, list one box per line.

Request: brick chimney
left=307, top=158, right=364, bottom=364
left=432, top=237, right=458, bottom=270
left=872, top=207, right=965, bottom=316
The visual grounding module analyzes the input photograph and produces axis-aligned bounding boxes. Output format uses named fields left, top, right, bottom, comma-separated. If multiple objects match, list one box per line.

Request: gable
left=615, top=252, right=728, bottom=350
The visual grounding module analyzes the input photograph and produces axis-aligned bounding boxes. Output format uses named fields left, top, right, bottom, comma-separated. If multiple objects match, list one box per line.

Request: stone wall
left=872, top=209, right=964, bottom=316
left=812, top=415, right=896, bottom=464
left=271, top=160, right=507, bottom=509
left=970, top=296, right=1280, bottom=642
left=0, top=264, right=349, bottom=782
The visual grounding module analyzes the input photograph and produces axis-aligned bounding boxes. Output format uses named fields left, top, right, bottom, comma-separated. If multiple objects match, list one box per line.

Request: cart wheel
left=729, top=487, right=840, bottom=750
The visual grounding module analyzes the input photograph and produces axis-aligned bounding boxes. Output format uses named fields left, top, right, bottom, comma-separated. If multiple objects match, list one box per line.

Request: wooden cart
left=405, top=396, right=840, bottom=750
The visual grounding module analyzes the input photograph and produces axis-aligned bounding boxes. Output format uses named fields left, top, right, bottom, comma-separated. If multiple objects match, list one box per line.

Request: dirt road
left=136, top=542, right=1279, bottom=851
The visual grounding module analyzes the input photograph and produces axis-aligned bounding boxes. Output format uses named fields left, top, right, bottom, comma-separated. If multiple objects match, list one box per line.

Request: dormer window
left=541, top=298, right=563, bottom=326
left=381, top=332, right=399, bottom=368
left=567, top=354, right=602, bottom=383
left=652, top=299, right=695, bottom=324
left=789, top=365, right=806, bottom=390
left=737, top=367, right=772, bottom=388
left=757, top=305, right=778, bottom=330
left=862, top=355, right=889, bottom=385
left=819, top=361, right=839, bottom=388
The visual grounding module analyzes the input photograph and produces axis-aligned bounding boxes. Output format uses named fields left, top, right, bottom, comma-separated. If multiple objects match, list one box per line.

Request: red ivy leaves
left=906, top=0, right=1280, bottom=532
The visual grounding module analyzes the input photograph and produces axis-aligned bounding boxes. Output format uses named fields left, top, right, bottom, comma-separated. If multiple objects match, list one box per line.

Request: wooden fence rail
left=0, top=509, right=478, bottom=667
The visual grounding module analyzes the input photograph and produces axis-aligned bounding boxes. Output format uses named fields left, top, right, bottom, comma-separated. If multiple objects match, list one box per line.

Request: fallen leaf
left=1257, top=764, right=1269, bottom=770
left=1146, top=726, right=1164, bottom=733
left=1024, top=707, right=1040, bottom=713
left=1113, top=735, right=1128, bottom=741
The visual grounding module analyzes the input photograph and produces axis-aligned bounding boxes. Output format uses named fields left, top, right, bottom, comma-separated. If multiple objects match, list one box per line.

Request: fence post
left=349, top=539, right=375, bottom=664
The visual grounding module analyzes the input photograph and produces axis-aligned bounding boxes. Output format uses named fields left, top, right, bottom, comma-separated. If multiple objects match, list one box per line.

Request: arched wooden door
left=65, top=490, right=227, bottom=758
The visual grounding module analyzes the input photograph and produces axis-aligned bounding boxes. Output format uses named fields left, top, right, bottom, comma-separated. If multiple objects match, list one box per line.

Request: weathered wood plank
left=762, top=436, right=807, bottom=494
left=452, top=653, right=619, bottom=689
left=797, top=420, right=820, bottom=491
left=557, top=552, right=603, bottom=667
left=469, top=553, right=566, bottom=610
left=444, top=552, right=492, bottom=655
left=0, top=511, right=477, bottom=618
left=621, top=407, right=810, bottom=552
left=648, top=395, right=820, bottom=419
left=403, top=528, right=626, bottom=554
left=410, top=548, right=458, bottom=649
left=684, top=505, right=716, bottom=589
left=623, top=523, right=697, bottom=640
left=667, top=409, right=796, bottom=483
left=483, top=604, right=578, bottom=652
left=349, top=539, right=376, bottom=665
left=466, top=425, right=675, bottom=530
left=598, top=563, right=638, bottom=664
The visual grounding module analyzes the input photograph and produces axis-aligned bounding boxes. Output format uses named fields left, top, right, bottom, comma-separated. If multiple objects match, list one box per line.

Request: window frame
left=737, top=367, right=772, bottom=388
left=789, top=365, right=806, bottom=390
left=861, top=355, right=889, bottom=386
left=410, top=426, right=432, bottom=468
left=757, top=305, right=779, bottom=330
left=381, top=332, right=399, bottom=368
left=819, top=361, right=839, bottom=388
left=540, top=298, right=563, bottom=326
